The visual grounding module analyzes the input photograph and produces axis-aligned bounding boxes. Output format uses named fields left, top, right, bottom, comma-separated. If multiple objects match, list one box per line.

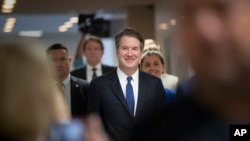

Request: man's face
left=180, top=0, right=250, bottom=84
left=117, top=35, right=142, bottom=73
left=47, top=49, right=71, bottom=81
left=84, top=40, right=103, bottom=66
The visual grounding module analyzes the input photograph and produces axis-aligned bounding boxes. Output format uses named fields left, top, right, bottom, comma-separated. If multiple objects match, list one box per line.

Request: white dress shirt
left=160, top=73, right=179, bottom=91
left=57, top=74, right=71, bottom=113
left=117, top=67, right=139, bottom=116
left=86, top=63, right=102, bottom=82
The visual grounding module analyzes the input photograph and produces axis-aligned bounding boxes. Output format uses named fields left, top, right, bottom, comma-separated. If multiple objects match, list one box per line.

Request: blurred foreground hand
left=84, top=114, right=109, bottom=141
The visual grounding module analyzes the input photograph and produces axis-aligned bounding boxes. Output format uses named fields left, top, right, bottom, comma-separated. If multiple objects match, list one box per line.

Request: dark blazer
left=71, top=64, right=116, bottom=80
left=70, top=76, right=89, bottom=117
left=87, top=70, right=167, bottom=141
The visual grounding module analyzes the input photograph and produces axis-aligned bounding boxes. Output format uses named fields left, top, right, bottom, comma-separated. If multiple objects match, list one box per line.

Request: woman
left=140, top=49, right=176, bottom=102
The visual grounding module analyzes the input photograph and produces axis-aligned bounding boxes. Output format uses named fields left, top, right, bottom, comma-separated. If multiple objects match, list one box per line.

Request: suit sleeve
left=87, top=80, right=101, bottom=114
left=156, top=79, right=168, bottom=110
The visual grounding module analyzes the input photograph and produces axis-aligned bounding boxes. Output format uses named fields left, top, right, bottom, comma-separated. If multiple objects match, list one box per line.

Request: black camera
left=78, top=14, right=110, bottom=37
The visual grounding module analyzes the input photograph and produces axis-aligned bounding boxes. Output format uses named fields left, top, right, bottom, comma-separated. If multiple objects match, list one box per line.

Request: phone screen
left=49, top=119, right=84, bottom=141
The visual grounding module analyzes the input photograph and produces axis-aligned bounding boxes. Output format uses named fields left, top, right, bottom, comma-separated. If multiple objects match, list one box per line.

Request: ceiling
left=13, top=0, right=156, bottom=14
left=0, top=0, right=156, bottom=36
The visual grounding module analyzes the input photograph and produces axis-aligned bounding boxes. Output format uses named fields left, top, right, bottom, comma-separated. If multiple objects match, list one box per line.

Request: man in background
left=71, top=36, right=116, bottom=82
left=47, top=43, right=89, bottom=117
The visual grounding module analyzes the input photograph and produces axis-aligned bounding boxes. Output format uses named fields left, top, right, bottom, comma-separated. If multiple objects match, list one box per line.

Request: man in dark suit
left=87, top=27, right=167, bottom=141
left=71, top=36, right=116, bottom=81
left=46, top=43, right=89, bottom=117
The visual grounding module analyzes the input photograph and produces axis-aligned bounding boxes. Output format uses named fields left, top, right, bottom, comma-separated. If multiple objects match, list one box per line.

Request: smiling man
left=87, top=27, right=167, bottom=141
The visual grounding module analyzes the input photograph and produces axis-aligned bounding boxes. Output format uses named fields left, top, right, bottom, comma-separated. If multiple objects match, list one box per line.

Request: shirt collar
left=117, top=67, right=139, bottom=82
left=62, top=74, right=71, bottom=86
left=87, top=63, right=101, bottom=71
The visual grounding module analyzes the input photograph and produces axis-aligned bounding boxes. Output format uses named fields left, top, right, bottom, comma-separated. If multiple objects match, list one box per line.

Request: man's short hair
left=46, top=43, right=68, bottom=55
left=83, top=36, right=104, bottom=52
left=115, top=27, right=144, bottom=51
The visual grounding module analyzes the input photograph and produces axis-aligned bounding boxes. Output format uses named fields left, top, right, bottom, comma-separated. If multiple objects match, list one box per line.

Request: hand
left=84, top=114, right=109, bottom=141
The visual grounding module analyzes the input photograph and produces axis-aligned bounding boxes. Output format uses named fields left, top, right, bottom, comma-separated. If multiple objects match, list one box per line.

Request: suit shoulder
left=140, top=71, right=162, bottom=82
left=71, top=76, right=89, bottom=86
left=91, top=70, right=116, bottom=83
left=101, top=64, right=116, bottom=70
left=71, top=66, right=86, bottom=74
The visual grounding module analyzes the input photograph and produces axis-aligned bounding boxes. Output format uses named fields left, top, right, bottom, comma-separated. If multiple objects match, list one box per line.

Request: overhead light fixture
left=18, top=31, right=43, bottom=37
left=3, top=28, right=12, bottom=32
left=4, top=0, right=16, bottom=4
left=1, top=0, right=16, bottom=13
left=69, top=17, right=78, bottom=23
left=64, top=21, right=73, bottom=28
left=1, top=8, right=12, bottom=13
left=4, top=24, right=14, bottom=29
left=3, top=17, right=16, bottom=33
left=58, top=16, right=78, bottom=32
left=159, top=23, right=168, bottom=30
left=2, top=4, right=14, bottom=9
left=58, top=26, right=68, bottom=32
left=170, top=19, right=177, bottom=26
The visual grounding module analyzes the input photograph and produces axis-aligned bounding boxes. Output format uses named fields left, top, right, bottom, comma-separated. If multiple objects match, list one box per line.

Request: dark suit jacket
left=71, top=64, right=116, bottom=80
left=132, top=96, right=229, bottom=141
left=176, top=76, right=195, bottom=98
left=70, top=76, right=89, bottom=117
left=87, top=70, right=167, bottom=141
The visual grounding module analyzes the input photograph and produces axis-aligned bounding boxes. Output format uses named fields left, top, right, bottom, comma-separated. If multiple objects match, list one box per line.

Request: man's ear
left=68, top=56, right=72, bottom=63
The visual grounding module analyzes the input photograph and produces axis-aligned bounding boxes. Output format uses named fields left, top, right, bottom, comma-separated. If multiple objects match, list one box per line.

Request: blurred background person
left=73, top=34, right=87, bottom=69
left=46, top=43, right=90, bottom=118
left=140, top=49, right=176, bottom=102
left=132, top=0, right=250, bottom=140
left=71, top=36, right=116, bottom=82
left=0, top=42, right=70, bottom=141
left=144, top=39, right=161, bottom=51
left=143, top=39, right=179, bottom=91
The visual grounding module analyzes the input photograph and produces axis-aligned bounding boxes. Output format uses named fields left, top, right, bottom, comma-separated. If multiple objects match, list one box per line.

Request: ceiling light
left=64, top=21, right=73, bottom=28
left=170, top=19, right=177, bottom=26
left=3, top=28, right=12, bottom=32
left=159, top=23, right=168, bottom=30
left=18, top=31, right=43, bottom=37
left=2, top=4, right=14, bottom=9
left=69, top=17, right=78, bottom=23
left=58, top=26, right=68, bottom=32
left=1, top=8, right=12, bottom=13
left=4, top=0, right=16, bottom=4
left=4, top=24, right=14, bottom=29
left=6, top=17, right=16, bottom=23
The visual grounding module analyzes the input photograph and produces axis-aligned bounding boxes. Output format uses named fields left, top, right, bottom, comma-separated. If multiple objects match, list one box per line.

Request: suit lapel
left=110, top=71, right=133, bottom=118
left=135, top=72, right=146, bottom=118
left=83, top=66, right=87, bottom=80
left=70, top=76, right=80, bottom=114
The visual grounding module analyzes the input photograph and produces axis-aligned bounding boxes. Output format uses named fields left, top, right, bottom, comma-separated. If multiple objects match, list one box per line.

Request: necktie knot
left=127, top=76, right=132, bottom=83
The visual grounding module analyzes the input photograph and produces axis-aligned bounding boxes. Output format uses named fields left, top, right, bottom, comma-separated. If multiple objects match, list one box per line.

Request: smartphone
left=49, top=119, right=84, bottom=141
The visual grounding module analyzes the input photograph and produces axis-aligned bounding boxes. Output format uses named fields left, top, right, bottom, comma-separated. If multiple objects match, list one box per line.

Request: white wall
left=155, top=0, right=193, bottom=81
